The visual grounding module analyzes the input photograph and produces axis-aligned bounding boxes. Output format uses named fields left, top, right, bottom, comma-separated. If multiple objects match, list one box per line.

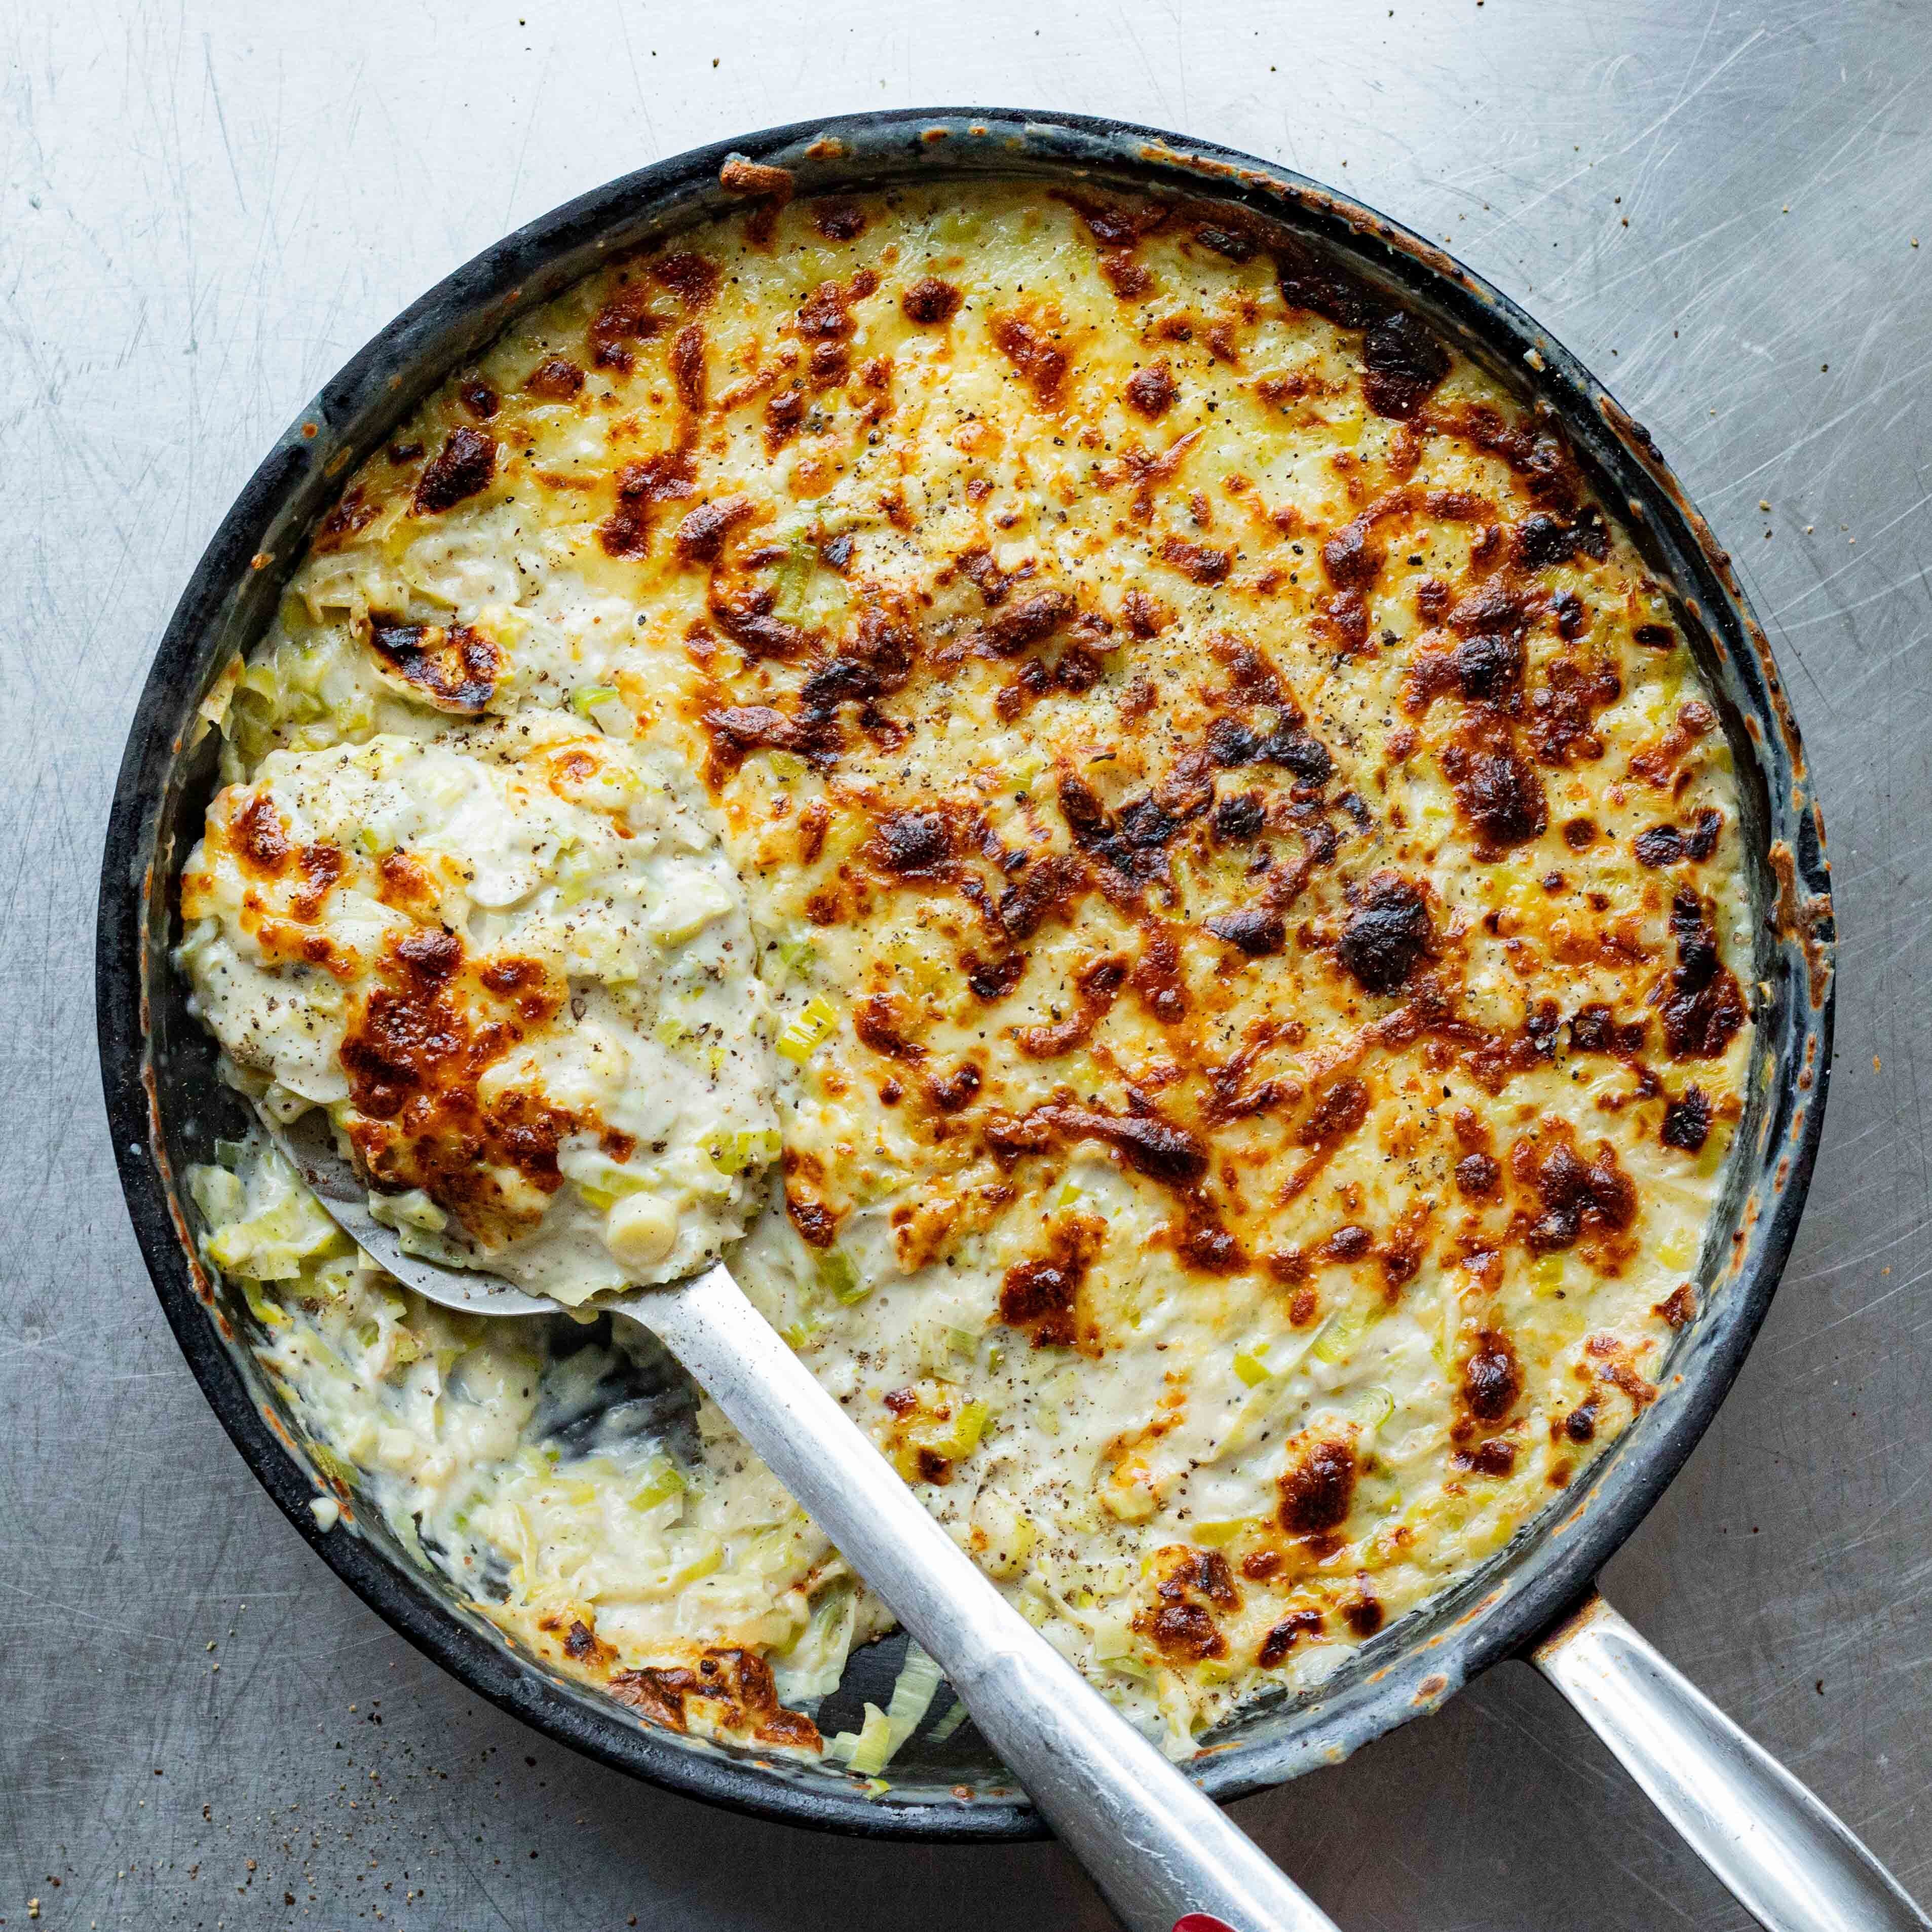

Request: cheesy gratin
left=178, top=169, right=1753, bottom=1771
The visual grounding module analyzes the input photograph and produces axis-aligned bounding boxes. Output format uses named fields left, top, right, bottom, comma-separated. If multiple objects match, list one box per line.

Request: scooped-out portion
left=178, top=171, right=1753, bottom=1774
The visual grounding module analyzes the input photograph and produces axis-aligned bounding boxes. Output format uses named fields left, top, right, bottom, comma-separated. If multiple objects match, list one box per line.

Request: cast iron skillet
left=99, top=107, right=1840, bottom=1855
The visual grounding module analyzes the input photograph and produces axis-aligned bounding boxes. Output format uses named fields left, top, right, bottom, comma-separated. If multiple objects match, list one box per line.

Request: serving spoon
left=264, top=1106, right=1337, bottom=1932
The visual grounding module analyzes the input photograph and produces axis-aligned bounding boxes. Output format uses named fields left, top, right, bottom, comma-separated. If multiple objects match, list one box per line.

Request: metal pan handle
left=1534, top=1592, right=1929, bottom=1930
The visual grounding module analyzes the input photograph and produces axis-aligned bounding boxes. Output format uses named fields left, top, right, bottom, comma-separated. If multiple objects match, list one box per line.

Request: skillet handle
left=1533, top=1592, right=1929, bottom=1931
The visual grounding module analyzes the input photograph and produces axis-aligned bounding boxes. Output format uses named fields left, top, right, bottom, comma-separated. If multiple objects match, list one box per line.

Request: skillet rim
left=95, top=103, right=1835, bottom=1841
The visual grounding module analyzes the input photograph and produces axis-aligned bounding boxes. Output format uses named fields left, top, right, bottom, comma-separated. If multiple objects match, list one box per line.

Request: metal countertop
left=4, top=3, right=1928, bottom=1926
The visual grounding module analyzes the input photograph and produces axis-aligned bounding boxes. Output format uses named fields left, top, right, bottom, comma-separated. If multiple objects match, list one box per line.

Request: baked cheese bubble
left=180, top=713, right=778, bottom=1302
left=178, top=175, right=1752, bottom=1769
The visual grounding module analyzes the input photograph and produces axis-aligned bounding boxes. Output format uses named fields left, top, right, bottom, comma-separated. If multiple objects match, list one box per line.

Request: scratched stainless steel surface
left=5, top=1, right=1928, bottom=1925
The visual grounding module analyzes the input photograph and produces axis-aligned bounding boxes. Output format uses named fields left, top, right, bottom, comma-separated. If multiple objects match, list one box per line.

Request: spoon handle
left=629, top=1264, right=1338, bottom=1932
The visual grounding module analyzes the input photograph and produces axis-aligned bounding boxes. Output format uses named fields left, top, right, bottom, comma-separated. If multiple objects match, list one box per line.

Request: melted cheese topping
left=179, top=177, right=1751, bottom=1765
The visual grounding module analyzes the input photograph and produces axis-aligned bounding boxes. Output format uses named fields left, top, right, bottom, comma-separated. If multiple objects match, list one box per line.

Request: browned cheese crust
left=212, top=174, right=1753, bottom=1751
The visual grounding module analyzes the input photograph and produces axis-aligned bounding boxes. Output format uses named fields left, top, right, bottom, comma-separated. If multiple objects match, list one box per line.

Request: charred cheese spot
left=1663, top=888, right=1747, bottom=1059
left=672, top=495, right=753, bottom=565
left=1512, top=1122, right=1638, bottom=1263
left=1126, top=362, right=1178, bottom=420
left=1441, top=722, right=1548, bottom=854
left=524, top=356, right=585, bottom=400
left=1137, top=1546, right=1241, bottom=1662
left=999, top=1214, right=1106, bottom=1351
left=1336, top=873, right=1431, bottom=994
left=1661, top=1087, right=1713, bottom=1152
left=988, top=311, right=1070, bottom=407
left=609, top=1647, right=820, bottom=1753
left=368, top=615, right=504, bottom=714
left=652, top=250, right=723, bottom=311
left=901, top=276, right=961, bottom=325
left=1278, top=1436, right=1358, bottom=1538
left=1361, top=311, right=1451, bottom=420
left=233, top=794, right=291, bottom=877
left=411, top=427, right=497, bottom=516
left=1462, top=1331, right=1523, bottom=1424
left=339, top=929, right=572, bottom=1246
left=1257, top=1606, right=1323, bottom=1665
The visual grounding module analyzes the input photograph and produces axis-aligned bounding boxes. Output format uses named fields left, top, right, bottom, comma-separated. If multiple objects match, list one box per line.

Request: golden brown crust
left=368, top=615, right=504, bottom=713
left=234, top=178, right=1755, bottom=1746
left=608, top=1646, right=822, bottom=1753
left=338, top=929, right=572, bottom=1249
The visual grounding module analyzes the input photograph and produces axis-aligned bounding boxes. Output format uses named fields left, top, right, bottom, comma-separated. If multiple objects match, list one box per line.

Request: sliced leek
left=776, top=995, right=839, bottom=1063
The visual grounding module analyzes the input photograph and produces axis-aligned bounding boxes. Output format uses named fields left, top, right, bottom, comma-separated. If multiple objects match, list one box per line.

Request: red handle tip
left=1172, top=1918, right=1238, bottom=1932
